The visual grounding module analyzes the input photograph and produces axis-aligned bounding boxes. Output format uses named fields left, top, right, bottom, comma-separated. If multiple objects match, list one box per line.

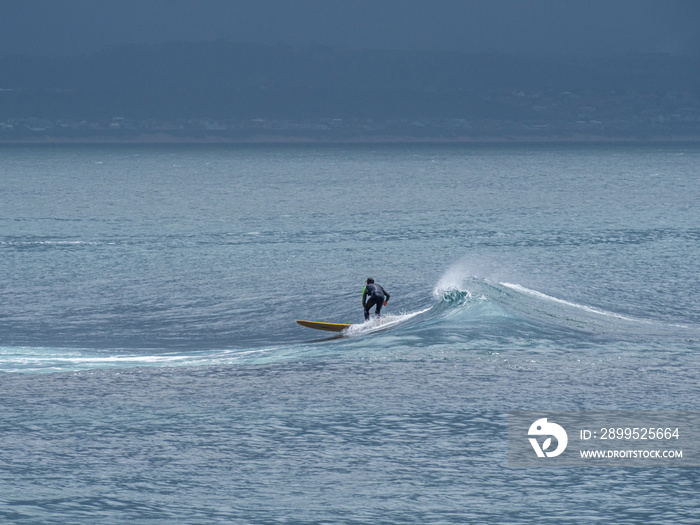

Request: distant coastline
left=2, top=133, right=699, bottom=145
left=2, top=117, right=699, bottom=145
left=2, top=43, right=698, bottom=146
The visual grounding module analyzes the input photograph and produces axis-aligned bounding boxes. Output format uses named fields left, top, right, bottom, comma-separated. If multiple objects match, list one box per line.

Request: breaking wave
left=2, top=265, right=696, bottom=374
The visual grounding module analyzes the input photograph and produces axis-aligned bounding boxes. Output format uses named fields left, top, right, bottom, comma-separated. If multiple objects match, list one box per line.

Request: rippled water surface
left=1, top=143, right=699, bottom=523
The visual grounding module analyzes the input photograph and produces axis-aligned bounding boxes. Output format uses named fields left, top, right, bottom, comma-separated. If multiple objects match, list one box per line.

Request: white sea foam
left=500, top=282, right=644, bottom=323
left=345, top=308, right=430, bottom=336
left=433, top=265, right=474, bottom=297
left=0, top=346, right=283, bottom=373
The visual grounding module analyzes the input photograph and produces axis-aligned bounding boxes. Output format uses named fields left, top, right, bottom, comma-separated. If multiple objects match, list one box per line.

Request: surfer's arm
left=362, top=286, right=368, bottom=308
left=383, top=289, right=390, bottom=302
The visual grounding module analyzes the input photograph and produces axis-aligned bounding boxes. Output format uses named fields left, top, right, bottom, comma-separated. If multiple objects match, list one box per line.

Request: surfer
left=362, top=278, right=390, bottom=321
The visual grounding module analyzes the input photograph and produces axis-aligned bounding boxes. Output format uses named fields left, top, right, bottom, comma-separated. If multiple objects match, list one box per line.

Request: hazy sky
left=1, top=0, right=698, bottom=57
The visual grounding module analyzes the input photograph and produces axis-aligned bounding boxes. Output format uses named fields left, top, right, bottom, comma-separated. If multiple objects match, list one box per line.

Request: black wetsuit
left=362, top=283, right=390, bottom=320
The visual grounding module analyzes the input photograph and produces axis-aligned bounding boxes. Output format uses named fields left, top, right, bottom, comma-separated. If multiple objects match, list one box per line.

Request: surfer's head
left=366, top=277, right=374, bottom=284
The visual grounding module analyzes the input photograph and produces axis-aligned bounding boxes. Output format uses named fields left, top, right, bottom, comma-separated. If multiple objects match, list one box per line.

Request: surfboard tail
left=297, top=320, right=353, bottom=332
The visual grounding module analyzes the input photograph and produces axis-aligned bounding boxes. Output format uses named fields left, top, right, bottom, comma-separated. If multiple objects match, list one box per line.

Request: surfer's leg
left=369, top=293, right=382, bottom=317
left=364, top=297, right=378, bottom=320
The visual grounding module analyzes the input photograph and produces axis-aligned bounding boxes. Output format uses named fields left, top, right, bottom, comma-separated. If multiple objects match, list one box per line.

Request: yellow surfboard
left=297, top=320, right=353, bottom=332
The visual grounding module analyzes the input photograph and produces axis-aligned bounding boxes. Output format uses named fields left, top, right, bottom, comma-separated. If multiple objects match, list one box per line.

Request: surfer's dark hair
left=366, top=277, right=374, bottom=283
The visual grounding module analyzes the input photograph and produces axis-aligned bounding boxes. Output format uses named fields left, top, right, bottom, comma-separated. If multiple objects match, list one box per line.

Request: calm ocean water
left=1, top=143, right=699, bottom=523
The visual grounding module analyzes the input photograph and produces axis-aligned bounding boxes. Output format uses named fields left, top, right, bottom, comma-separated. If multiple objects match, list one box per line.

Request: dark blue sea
left=1, top=143, right=699, bottom=523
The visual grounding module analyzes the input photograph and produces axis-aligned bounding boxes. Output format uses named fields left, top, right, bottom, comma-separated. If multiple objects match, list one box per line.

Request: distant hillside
left=0, top=41, right=698, bottom=140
